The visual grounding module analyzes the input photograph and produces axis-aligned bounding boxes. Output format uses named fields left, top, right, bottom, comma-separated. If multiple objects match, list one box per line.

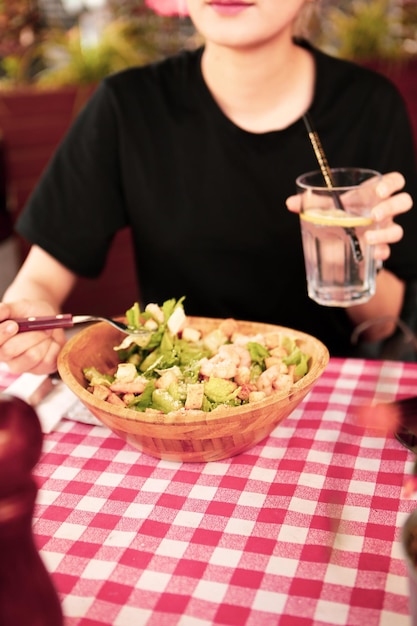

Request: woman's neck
left=201, top=37, right=315, bottom=133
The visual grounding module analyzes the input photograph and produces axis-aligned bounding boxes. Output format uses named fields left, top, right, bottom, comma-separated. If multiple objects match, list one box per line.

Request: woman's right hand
left=0, top=300, right=67, bottom=375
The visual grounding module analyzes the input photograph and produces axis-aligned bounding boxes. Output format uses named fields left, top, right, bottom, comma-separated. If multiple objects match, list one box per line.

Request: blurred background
left=0, top=0, right=416, bottom=314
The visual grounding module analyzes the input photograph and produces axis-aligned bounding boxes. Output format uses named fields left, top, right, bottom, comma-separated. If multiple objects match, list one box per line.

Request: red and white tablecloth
left=2, top=357, right=417, bottom=626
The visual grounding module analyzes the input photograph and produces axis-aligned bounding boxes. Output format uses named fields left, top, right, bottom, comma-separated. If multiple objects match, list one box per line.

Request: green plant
left=310, top=0, right=413, bottom=62
left=34, top=19, right=165, bottom=86
left=0, top=1, right=196, bottom=88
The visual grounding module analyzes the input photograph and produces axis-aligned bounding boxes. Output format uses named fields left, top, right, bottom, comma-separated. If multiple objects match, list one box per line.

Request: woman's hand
left=286, top=171, right=413, bottom=261
left=0, top=300, right=67, bottom=375
left=0, top=245, right=77, bottom=375
left=363, top=172, right=412, bottom=261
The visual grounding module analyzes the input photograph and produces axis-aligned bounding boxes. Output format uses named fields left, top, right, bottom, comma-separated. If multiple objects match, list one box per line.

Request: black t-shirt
left=16, top=41, right=417, bottom=356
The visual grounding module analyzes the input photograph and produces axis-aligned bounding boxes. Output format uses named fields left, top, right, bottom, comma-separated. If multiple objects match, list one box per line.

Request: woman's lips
left=208, top=1, right=253, bottom=16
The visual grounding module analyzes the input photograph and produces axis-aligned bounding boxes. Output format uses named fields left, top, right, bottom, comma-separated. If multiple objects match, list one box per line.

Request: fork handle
left=12, top=314, right=74, bottom=332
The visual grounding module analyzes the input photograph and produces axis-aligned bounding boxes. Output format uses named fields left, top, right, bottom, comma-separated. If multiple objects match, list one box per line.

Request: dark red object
left=0, top=393, right=63, bottom=626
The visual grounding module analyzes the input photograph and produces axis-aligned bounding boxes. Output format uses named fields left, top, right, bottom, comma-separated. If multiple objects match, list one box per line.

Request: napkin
left=5, top=372, right=103, bottom=433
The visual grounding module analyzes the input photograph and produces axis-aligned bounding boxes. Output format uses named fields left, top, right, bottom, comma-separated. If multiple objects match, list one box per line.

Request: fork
left=11, top=314, right=150, bottom=336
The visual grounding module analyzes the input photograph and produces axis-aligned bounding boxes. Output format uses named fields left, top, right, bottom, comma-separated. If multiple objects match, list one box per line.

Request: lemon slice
left=300, top=208, right=372, bottom=227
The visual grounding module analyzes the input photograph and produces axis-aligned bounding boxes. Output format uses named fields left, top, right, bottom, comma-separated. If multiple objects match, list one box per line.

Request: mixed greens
left=83, top=297, right=311, bottom=415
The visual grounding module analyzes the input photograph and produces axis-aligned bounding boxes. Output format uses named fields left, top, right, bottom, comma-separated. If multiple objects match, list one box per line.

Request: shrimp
left=218, top=344, right=252, bottom=367
left=256, top=364, right=292, bottom=396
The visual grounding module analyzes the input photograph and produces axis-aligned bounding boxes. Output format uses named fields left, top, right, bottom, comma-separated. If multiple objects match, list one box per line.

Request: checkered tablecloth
left=2, top=357, right=417, bottom=626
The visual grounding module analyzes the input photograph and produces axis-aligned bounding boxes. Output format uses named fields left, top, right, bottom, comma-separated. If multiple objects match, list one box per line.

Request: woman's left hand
left=286, top=171, right=413, bottom=261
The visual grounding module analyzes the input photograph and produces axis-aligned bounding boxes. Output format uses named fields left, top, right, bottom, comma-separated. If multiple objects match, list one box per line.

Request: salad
left=83, top=297, right=311, bottom=414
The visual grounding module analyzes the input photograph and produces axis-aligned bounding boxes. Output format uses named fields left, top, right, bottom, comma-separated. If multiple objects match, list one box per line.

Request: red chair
left=0, top=86, right=139, bottom=316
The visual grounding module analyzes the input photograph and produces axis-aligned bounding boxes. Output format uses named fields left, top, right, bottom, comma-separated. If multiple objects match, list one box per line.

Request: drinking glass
left=296, top=167, right=382, bottom=307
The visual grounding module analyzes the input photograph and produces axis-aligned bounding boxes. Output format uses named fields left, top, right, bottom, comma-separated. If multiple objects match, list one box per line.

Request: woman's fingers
left=287, top=172, right=412, bottom=218
left=375, top=171, right=406, bottom=200
left=286, top=171, right=412, bottom=263
left=371, top=191, right=413, bottom=222
left=0, top=301, right=67, bottom=375
left=0, top=329, right=65, bottom=375
left=366, top=221, right=404, bottom=247
left=286, top=194, right=301, bottom=213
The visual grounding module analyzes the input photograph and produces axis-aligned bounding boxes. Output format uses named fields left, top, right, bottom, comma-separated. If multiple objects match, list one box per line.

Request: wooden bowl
left=58, top=317, right=329, bottom=462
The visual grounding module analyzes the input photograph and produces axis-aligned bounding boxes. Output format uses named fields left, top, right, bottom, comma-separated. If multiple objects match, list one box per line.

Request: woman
left=0, top=0, right=415, bottom=375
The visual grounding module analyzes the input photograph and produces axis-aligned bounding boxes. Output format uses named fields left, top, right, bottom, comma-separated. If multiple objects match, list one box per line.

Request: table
left=2, top=357, right=417, bottom=626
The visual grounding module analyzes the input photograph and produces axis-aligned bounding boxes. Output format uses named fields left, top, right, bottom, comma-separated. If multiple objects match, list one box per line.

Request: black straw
left=302, top=113, right=363, bottom=263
